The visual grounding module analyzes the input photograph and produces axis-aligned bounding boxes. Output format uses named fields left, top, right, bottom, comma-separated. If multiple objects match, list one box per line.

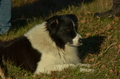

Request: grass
left=0, top=0, right=120, bottom=79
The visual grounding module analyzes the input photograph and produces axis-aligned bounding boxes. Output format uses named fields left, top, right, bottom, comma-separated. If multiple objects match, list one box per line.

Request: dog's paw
left=76, top=63, right=91, bottom=68
left=80, top=68, right=95, bottom=73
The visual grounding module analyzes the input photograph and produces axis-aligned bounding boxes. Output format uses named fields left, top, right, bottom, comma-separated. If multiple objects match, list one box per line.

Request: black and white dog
left=0, top=14, right=94, bottom=76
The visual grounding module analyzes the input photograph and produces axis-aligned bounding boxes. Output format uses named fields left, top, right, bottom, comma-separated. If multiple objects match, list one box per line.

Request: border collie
left=0, top=14, right=94, bottom=77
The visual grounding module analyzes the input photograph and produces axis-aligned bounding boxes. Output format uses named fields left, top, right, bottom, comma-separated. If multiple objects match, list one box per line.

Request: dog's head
left=46, top=14, right=82, bottom=49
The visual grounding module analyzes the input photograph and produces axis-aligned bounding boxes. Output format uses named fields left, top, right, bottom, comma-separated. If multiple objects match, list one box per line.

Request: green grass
left=0, top=0, right=120, bottom=79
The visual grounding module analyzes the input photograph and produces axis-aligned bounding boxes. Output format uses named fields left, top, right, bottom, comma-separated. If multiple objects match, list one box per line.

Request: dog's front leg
left=34, top=64, right=77, bottom=74
left=52, top=64, right=76, bottom=71
left=76, top=63, right=95, bottom=72
left=46, top=64, right=77, bottom=74
left=76, top=63, right=92, bottom=68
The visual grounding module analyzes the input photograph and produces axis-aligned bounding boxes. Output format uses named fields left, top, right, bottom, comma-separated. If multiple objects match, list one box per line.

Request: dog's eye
left=65, top=29, right=71, bottom=32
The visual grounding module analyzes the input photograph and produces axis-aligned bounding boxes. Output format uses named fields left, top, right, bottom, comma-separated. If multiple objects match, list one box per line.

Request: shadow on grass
left=12, top=0, right=95, bottom=27
left=79, top=35, right=106, bottom=60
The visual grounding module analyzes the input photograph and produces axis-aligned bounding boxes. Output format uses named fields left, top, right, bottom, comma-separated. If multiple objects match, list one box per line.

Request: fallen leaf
left=118, top=44, right=120, bottom=48
left=89, top=58, right=94, bottom=62
left=111, top=21, right=115, bottom=24
left=106, top=24, right=112, bottom=30
left=114, top=16, right=119, bottom=21
left=101, top=65, right=106, bottom=69
left=85, top=33, right=91, bottom=37
left=77, top=16, right=82, bottom=18
left=109, top=69, right=118, bottom=75
left=92, top=61, right=101, bottom=67
left=109, top=69, right=114, bottom=73
left=86, top=11, right=92, bottom=14
left=80, top=20, right=86, bottom=23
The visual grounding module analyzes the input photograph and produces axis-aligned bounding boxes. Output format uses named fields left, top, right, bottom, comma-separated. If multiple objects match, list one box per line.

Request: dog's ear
left=66, top=14, right=78, bottom=23
left=66, top=14, right=78, bottom=30
left=46, top=16, right=59, bottom=30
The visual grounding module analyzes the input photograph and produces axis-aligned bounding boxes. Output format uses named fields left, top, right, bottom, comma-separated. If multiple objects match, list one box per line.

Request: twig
left=104, top=43, right=117, bottom=53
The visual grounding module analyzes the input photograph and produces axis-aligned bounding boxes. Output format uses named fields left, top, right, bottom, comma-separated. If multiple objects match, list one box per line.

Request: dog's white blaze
left=70, top=19, right=75, bottom=27
left=70, top=19, right=82, bottom=46
left=72, top=33, right=82, bottom=46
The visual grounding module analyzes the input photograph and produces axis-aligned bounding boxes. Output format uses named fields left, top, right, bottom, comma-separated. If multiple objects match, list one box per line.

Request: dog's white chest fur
left=34, top=45, right=80, bottom=74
